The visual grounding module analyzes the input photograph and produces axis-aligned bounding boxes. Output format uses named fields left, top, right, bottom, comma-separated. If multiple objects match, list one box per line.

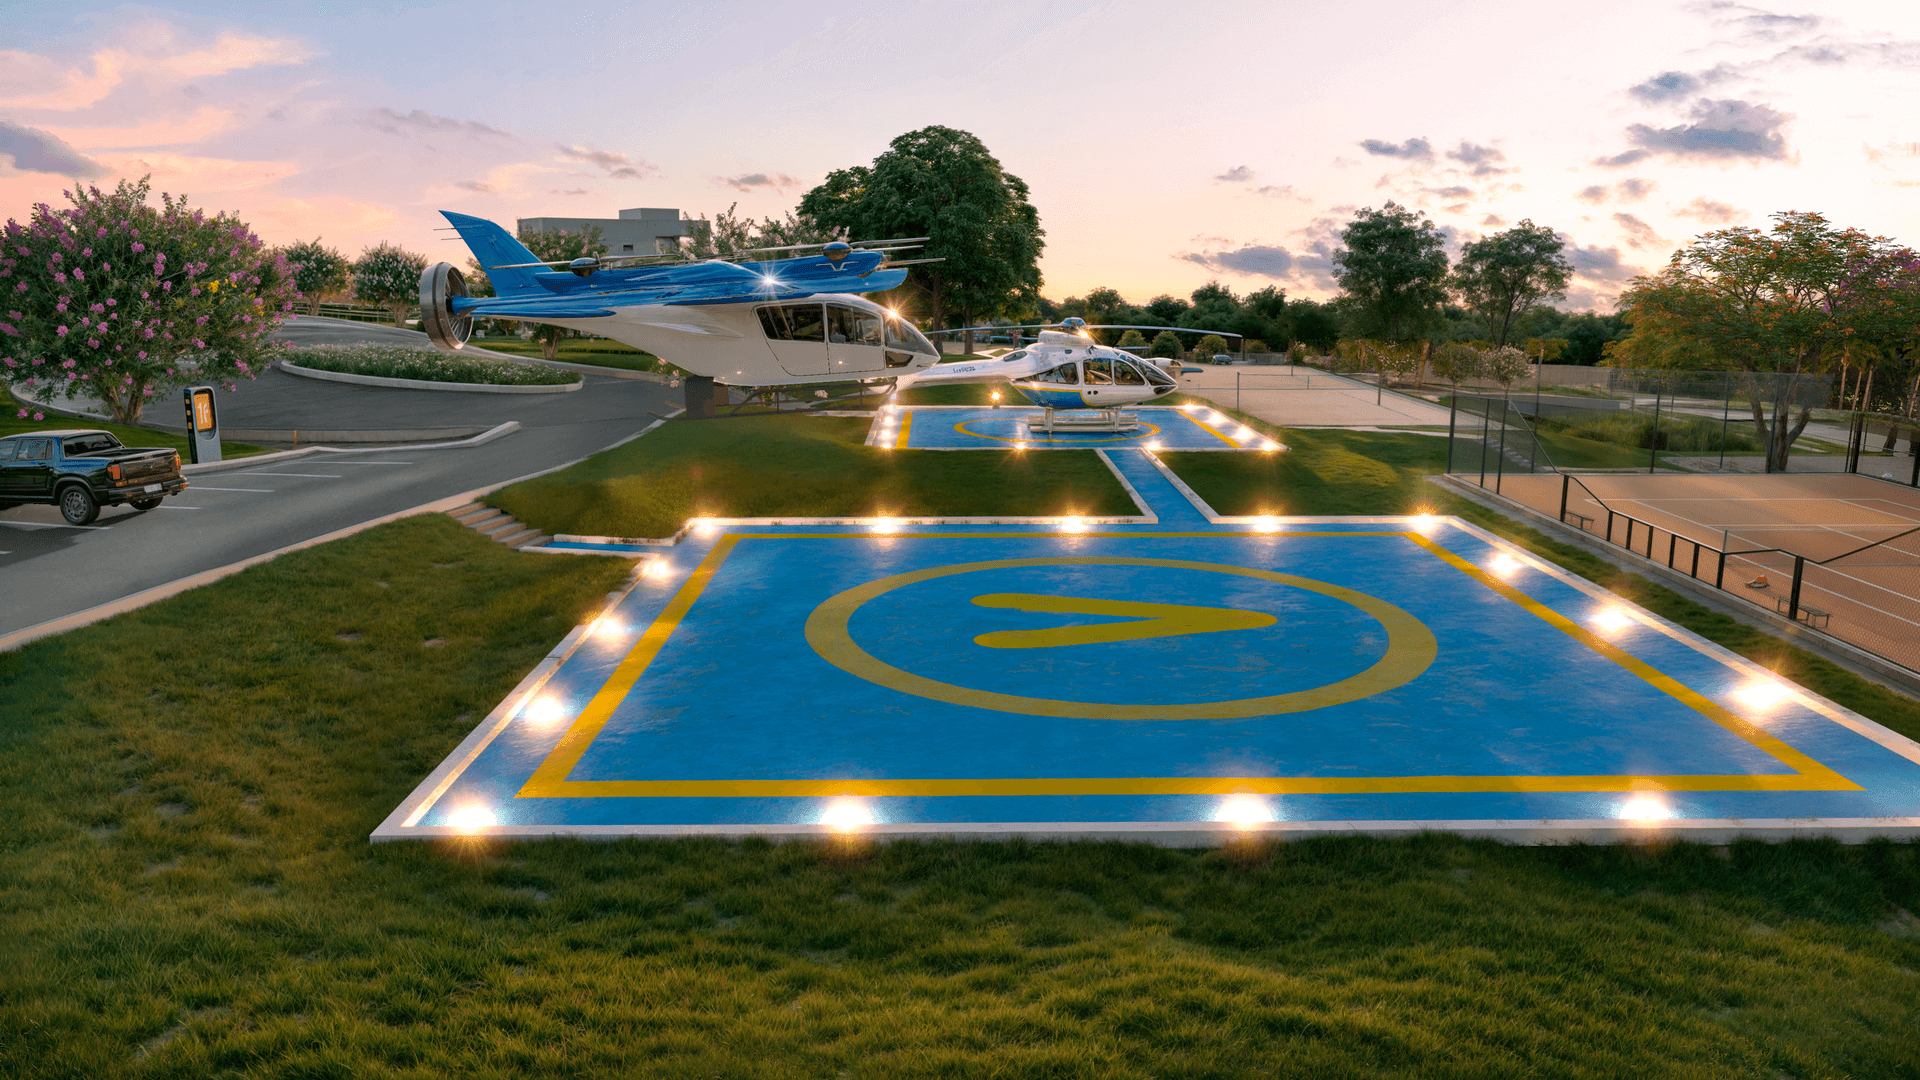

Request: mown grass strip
left=487, top=413, right=1135, bottom=538
left=291, top=344, right=578, bottom=385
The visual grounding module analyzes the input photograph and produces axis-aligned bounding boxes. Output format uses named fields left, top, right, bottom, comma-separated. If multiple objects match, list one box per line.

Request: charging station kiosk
left=183, top=385, right=221, bottom=464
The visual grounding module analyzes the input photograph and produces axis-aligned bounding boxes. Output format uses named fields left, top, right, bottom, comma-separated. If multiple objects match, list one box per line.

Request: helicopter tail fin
left=441, top=211, right=546, bottom=296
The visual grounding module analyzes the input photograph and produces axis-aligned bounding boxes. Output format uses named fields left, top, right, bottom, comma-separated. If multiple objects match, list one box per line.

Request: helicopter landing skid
left=1027, top=408, right=1140, bottom=434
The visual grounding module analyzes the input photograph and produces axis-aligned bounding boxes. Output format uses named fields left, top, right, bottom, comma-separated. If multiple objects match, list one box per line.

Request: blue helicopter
left=417, top=211, right=943, bottom=389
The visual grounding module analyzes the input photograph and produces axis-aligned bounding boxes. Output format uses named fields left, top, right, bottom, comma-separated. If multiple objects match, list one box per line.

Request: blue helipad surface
left=873, top=405, right=1277, bottom=450
left=379, top=457, right=1920, bottom=845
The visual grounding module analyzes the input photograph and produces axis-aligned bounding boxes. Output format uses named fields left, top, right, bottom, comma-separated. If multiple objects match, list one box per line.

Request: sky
left=3, top=0, right=1919, bottom=314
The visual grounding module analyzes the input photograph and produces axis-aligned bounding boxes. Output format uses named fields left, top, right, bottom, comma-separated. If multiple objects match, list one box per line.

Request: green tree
left=1560, top=312, right=1628, bottom=365
left=1429, top=341, right=1486, bottom=393
left=1, top=177, right=298, bottom=423
left=1196, top=334, right=1230, bottom=357
left=1612, top=210, right=1904, bottom=471
left=1149, top=330, right=1183, bottom=359
left=1447, top=220, right=1574, bottom=348
left=352, top=242, right=428, bottom=327
left=517, top=225, right=609, bottom=360
left=685, top=204, right=841, bottom=258
left=1331, top=202, right=1450, bottom=341
left=1116, top=329, right=1148, bottom=350
left=800, top=126, right=1044, bottom=344
left=1145, top=294, right=1190, bottom=323
left=1288, top=300, right=1341, bottom=353
left=278, top=238, right=351, bottom=316
left=1482, top=344, right=1534, bottom=389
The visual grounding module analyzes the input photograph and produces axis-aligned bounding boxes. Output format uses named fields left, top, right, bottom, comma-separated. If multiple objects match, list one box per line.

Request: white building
left=516, top=208, right=710, bottom=256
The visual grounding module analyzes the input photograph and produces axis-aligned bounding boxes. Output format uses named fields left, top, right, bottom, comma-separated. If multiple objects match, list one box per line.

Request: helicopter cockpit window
left=1113, top=360, right=1147, bottom=385
left=1083, top=358, right=1114, bottom=385
left=758, top=304, right=825, bottom=342
left=829, top=305, right=883, bottom=347
left=1001, top=350, right=1028, bottom=364
left=885, top=314, right=938, bottom=355
left=1143, top=363, right=1177, bottom=388
left=1033, top=362, right=1079, bottom=384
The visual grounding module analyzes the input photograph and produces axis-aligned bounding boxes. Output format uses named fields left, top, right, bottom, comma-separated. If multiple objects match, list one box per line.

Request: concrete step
left=475, top=516, right=521, bottom=537
left=450, top=504, right=499, bottom=525
left=497, top=526, right=544, bottom=547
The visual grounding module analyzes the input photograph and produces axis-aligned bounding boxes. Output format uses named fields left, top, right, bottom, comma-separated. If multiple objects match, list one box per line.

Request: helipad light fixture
left=1145, top=439, right=1163, bottom=451
left=1620, top=796, right=1669, bottom=823
left=1061, top=515, right=1087, bottom=533
left=1251, top=514, right=1279, bottom=533
left=819, top=799, right=873, bottom=831
left=522, top=696, right=566, bottom=725
left=1735, top=679, right=1790, bottom=711
left=1592, top=608, right=1633, bottom=635
left=1217, top=796, right=1274, bottom=825
left=1260, top=440, right=1280, bottom=452
left=691, top=518, right=717, bottom=538
left=1013, top=440, right=1027, bottom=451
left=643, top=558, right=673, bottom=579
left=871, top=516, right=900, bottom=534
left=448, top=804, right=497, bottom=832
left=1488, top=553, right=1522, bottom=578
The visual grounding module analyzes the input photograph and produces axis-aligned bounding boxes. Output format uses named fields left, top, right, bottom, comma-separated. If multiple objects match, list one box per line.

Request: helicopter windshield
left=885, top=314, right=937, bottom=355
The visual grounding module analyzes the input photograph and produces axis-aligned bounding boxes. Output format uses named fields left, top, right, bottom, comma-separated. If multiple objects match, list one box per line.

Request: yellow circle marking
left=953, top=420, right=1163, bottom=445
left=804, top=556, right=1436, bottom=720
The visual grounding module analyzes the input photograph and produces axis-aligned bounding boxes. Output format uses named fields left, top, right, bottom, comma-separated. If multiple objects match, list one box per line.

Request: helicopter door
left=1081, top=358, right=1114, bottom=403
left=827, top=305, right=885, bottom=375
left=757, top=304, right=829, bottom=377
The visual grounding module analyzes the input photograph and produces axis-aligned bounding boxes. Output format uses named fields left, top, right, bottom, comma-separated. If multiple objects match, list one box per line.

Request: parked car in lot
left=0, top=429, right=188, bottom=525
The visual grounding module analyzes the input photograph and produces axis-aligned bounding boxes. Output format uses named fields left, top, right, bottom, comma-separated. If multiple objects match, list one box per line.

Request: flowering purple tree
left=0, top=177, right=298, bottom=424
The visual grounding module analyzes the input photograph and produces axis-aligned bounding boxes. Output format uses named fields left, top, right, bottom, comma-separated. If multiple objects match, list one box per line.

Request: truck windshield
left=63, top=433, right=124, bottom=455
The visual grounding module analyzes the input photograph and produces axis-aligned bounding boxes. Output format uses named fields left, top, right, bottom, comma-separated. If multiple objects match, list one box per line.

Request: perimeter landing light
left=1060, top=515, right=1087, bottom=533
left=1488, top=554, right=1522, bottom=578
left=691, top=518, right=717, bottom=538
left=1735, top=679, right=1791, bottom=711
left=1619, top=796, right=1670, bottom=823
left=1592, top=608, right=1634, bottom=635
left=1408, top=512, right=1439, bottom=535
left=643, top=558, right=673, bottom=580
left=592, top=615, right=628, bottom=639
left=819, top=799, right=873, bottom=831
left=1251, top=515, right=1279, bottom=533
left=1145, top=439, right=1163, bottom=451
left=1260, top=439, right=1280, bottom=452
left=448, top=804, right=497, bottom=832
left=1216, top=796, right=1274, bottom=825
left=522, top=696, right=566, bottom=725
left=871, top=516, right=901, bottom=535
left=1014, top=440, right=1028, bottom=451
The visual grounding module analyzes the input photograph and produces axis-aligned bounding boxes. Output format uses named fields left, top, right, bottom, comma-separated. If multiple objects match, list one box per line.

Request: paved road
left=2, top=320, right=678, bottom=638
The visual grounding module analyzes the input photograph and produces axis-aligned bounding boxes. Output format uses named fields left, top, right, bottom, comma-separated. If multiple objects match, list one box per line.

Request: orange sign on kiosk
left=183, top=385, right=221, bottom=464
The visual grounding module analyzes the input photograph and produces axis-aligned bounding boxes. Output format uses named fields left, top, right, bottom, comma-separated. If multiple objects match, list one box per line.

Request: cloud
left=556, top=144, right=657, bottom=180
left=717, top=171, right=798, bottom=191
left=1177, top=243, right=1295, bottom=278
left=1445, top=141, right=1510, bottom=176
left=1430, top=185, right=1473, bottom=199
left=0, top=119, right=106, bottom=177
left=1703, top=3, right=1824, bottom=43
left=550, top=188, right=590, bottom=196
left=1616, top=177, right=1657, bottom=200
left=454, top=180, right=492, bottom=193
left=1481, top=214, right=1506, bottom=227
left=1359, top=137, right=1433, bottom=160
left=1252, top=184, right=1305, bottom=200
left=374, top=107, right=511, bottom=138
left=1600, top=98, right=1791, bottom=165
left=1563, top=240, right=1641, bottom=283
left=1673, top=196, right=1744, bottom=222
left=1612, top=212, right=1667, bottom=250
left=0, top=27, right=314, bottom=111
left=1629, top=70, right=1702, bottom=102
left=1575, top=184, right=1610, bottom=204
left=1214, top=165, right=1252, bottom=183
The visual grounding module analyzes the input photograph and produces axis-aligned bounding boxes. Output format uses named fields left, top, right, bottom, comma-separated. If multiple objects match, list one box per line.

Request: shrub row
left=288, top=344, right=578, bottom=385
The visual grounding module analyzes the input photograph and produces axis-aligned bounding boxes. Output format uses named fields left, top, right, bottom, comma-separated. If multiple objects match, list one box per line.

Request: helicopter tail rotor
left=419, top=262, right=473, bottom=351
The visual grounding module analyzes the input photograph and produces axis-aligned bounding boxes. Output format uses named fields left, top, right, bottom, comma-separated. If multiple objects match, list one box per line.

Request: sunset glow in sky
left=4, top=0, right=1918, bottom=312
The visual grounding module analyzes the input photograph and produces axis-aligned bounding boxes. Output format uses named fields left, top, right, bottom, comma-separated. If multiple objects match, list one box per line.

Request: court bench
left=1774, top=596, right=1831, bottom=630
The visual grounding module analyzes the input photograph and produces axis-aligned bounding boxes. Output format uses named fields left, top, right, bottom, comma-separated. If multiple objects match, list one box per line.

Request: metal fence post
left=1236, top=370, right=1241, bottom=413
left=1648, top=384, right=1662, bottom=473
left=1447, top=393, right=1458, bottom=472
left=1719, top=373, right=1731, bottom=472
left=1495, top=399, right=1510, bottom=493
left=1559, top=472, right=1570, bottom=522
left=1787, top=555, right=1806, bottom=622
left=1479, top=399, right=1491, bottom=488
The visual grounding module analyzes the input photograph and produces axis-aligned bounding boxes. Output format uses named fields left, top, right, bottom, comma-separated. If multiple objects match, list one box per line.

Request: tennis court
left=1493, top=473, right=1920, bottom=672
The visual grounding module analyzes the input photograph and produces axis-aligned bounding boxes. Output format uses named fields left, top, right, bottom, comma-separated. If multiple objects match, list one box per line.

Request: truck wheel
left=58, top=485, right=100, bottom=526
left=131, top=497, right=163, bottom=511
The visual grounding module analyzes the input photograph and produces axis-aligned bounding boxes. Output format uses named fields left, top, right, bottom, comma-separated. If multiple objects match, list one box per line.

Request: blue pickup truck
left=0, top=429, right=188, bottom=525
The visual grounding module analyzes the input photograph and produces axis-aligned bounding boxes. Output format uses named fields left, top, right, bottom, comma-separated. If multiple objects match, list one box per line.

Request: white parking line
left=190, top=486, right=273, bottom=492
left=154, top=505, right=200, bottom=510
left=241, top=472, right=342, bottom=478
left=327, top=461, right=413, bottom=465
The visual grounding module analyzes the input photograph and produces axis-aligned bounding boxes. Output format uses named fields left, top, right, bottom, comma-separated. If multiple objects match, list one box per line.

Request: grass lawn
left=2, top=386, right=271, bottom=458
left=471, top=337, right=665, bottom=373
left=487, top=413, right=1135, bottom=538
left=3, top=518, right=1920, bottom=1076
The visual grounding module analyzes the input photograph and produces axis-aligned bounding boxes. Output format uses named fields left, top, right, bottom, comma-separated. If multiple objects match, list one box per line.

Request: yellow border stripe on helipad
left=517, top=530, right=1857, bottom=799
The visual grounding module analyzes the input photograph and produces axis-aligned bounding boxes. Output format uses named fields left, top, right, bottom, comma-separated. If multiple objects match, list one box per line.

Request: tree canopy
left=352, top=242, right=428, bottom=327
left=1331, top=202, right=1450, bottom=342
left=1, top=177, right=297, bottom=423
left=799, top=126, right=1044, bottom=333
left=1612, top=210, right=1920, bottom=470
left=1447, top=220, right=1572, bottom=348
left=278, top=238, right=351, bottom=316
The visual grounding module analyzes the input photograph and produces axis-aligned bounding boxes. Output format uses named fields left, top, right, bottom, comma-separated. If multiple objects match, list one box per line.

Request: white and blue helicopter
left=417, top=211, right=943, bottom=406
left=891, top=318, right=1240, bottom=431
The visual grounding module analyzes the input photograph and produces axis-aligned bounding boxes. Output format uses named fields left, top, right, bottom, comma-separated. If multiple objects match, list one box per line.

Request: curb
left=277, top=358, right=583, bottom=395
left=181, top=421, right=522, bottom=474
left=8, top=383, right=501, bottom=446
